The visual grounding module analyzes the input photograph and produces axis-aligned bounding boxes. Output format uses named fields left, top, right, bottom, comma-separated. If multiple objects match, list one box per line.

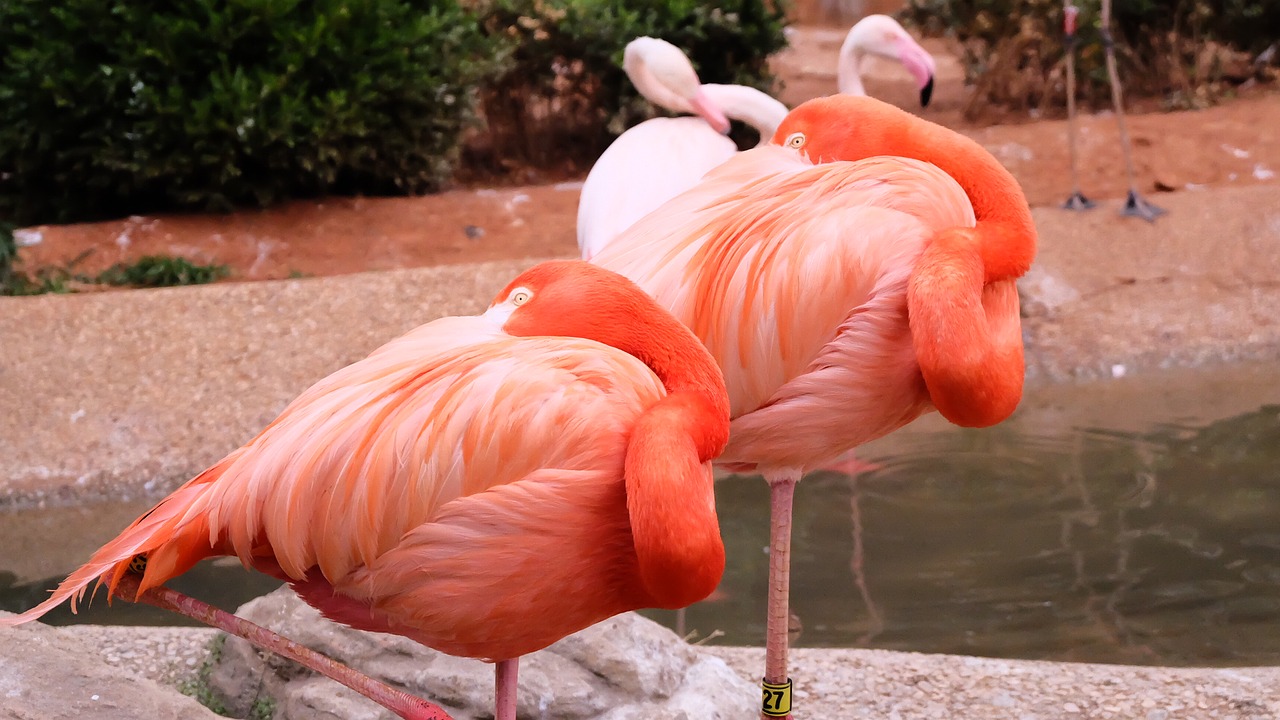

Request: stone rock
left=0, top=611, right=221, bottom=720
left=207, top=587, right=756, bottom=719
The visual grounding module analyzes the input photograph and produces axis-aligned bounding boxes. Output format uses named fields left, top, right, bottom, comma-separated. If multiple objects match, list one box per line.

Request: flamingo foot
left=495, top=658, right=519, bottom=720
left=1061, top=191, right=1096, bottom=211
left=762, top=473, right=798, bottom=719
left=117, top=574, right=452, bottom=720
left=1120, top=189, right=1166, bottom=222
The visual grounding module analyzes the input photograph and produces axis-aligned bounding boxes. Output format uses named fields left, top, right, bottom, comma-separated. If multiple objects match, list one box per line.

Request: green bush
left=0, top=0, right=787, bottom=229
left=0, top=223, right=19, bottom=292
left=464, top=0, right=789, bottom=180
left=903, top=0, right=1277, bottom=117
left=1, top=251, right=230, bottom=295
left=97, top=256, right=231, bottom=288
left=0, top=0, right=508, bottom=226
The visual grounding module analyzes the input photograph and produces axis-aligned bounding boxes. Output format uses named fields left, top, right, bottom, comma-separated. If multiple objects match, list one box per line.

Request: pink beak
left=688, top=88, right=732, bottom=135
left=894, top=36, right=937, bottom=107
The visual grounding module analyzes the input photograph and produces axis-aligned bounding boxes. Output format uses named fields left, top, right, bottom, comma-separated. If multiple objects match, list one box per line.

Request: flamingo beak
left=894, top=36, right=937, bottom=108
left=689, top=88, right=732, bottom=135
left=483, top=302, right=517, bottom=328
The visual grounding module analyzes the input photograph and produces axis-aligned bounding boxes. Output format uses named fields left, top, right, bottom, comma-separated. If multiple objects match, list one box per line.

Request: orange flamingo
left=593, top=96, right=1036, bottom=717
left=1, top=261, right=731, bottom=720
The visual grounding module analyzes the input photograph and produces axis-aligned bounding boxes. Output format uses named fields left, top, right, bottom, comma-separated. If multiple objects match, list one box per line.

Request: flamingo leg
left=762, top=469, right=800, bottom=719
left=115, top=573, right=452, bottom=720
left=495, top=658, right=519, bottom=720
left=1061, top=1, right=1096, bottom=211
left=1100, top=0, right=1165, bottom=222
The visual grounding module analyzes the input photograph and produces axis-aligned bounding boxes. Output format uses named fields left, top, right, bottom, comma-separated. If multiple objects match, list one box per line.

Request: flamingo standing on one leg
left=1060, top=1, right=1096, bottom=210
left=1060, top=0, right=1165, bottom=220
left=0, top=261, right=731, bottom=720
left=594, top=95, right=1035, bottom=718
left=1099, top=0, right=1165, bottom=221
left=578, top=20, right=937, bottom=261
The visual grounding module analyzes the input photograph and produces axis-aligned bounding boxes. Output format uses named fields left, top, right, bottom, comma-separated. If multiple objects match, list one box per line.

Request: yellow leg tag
left=761, top=678, right=792, bottom=717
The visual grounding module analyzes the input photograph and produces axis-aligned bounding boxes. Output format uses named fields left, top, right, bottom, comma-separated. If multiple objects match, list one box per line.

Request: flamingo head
left=844, top=15, right=937, bottom=107
left=491, top=259, right=731, bottom=453
left=623, top=37, right=731, bottom=134
left=770, top=94, right=914, bottom=165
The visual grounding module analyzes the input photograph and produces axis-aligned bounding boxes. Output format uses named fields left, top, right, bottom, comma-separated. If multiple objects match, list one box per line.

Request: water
left=3, top=364, right=1279, bottom=667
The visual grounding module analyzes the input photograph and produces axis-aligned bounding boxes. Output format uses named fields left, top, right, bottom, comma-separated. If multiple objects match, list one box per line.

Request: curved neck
left=616, top=313, right=730, bottom=608
left=624, top=46, right=694, bottom=115
left=887, top=115, right=1037, bottom=282
left=836, top=42, right=866, bottom=96
left=701, top=84, right=789, bottom=141
left=611, top=314, right=731, bottom=449
left=624, top=396, right=726, bottom=608
left=909, top=234, right=1024, bottom=428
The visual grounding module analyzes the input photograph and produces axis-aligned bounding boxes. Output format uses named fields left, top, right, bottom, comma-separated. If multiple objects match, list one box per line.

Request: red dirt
left=14, top=30, right=1280, bottom=285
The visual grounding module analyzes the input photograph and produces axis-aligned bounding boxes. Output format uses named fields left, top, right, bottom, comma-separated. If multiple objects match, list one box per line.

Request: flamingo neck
left=702, top=83, right=789, bottom=142
left=909, top=237, right=1025, bottom=428
left=886, top=112, right=1032, bottom=424
left=865, top=107, right=1037, bottom=282
left=615, top=313, right=730, bottom=609
left=495, top=261, right=729, bottom=608
left=836, top=47, right=867, bottom=96
left=624, top=46, right=694, bottom=116
left=623, top=395, right=726, bottom=609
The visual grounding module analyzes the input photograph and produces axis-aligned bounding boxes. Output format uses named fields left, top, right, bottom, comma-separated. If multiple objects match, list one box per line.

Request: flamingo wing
left=6, top=315, right=666, bottom=628
left=595, top=146, right=978, bottom=468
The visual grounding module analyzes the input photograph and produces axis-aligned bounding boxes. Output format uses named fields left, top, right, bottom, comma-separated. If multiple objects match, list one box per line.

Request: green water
left=4, top=364, right=1279, bottom=666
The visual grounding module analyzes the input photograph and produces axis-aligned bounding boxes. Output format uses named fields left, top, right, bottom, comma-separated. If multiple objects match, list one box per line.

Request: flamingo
left=578, top=20, right=937, bottom=261
left=0, top=260, right=732, bottom=720
left=1060, top=0, right=1166, bottom=221
left=594, top=95, right=1035, bottom=718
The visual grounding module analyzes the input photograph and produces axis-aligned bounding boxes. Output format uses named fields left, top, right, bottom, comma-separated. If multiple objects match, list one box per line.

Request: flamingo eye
left=511, top=289, right=532, bottom=306
left=785, top=132, right=806, bottom=149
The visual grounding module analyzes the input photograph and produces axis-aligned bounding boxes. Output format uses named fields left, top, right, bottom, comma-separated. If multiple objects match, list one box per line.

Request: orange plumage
left=2, top=261, right=731, bottom=666
left=594, top=96, right=1036, bottom=711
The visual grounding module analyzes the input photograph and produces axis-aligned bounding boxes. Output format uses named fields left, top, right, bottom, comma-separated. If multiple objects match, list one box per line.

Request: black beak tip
left=920, top=76, right=935, bottom=108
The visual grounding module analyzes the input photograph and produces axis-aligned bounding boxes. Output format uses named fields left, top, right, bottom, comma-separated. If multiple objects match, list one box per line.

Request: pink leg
left=116, top=573, right=452, bottom=720
left=494, top=658, right=519, bottom=720
left=762, top=470, right=799, bottom=719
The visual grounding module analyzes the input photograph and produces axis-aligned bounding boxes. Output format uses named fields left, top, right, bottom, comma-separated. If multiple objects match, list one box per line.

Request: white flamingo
left=577, top=17, right=937, bottom=260
left=576, top=37, right=784, bottom=260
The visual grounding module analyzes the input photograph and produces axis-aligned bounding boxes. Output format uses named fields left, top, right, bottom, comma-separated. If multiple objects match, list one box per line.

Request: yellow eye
left=511, top=290, right=531, bottom=306
left=786, top=132, right=806, bottom=149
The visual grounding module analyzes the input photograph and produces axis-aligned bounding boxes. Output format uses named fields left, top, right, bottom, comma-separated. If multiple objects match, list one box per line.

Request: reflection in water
left=652, top=402, right=1280, bottom=666
left=2, top=388, right=1279, bottom=667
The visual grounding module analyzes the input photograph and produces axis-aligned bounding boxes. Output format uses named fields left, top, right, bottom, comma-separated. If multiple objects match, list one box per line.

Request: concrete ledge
left=71, top=624, right=1280, bottom=719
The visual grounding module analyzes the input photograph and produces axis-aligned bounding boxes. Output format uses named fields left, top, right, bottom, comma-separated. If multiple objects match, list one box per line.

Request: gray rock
left=0, top=611, right=220, bottom=720
left=206, top=587, right=756, bottom=719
